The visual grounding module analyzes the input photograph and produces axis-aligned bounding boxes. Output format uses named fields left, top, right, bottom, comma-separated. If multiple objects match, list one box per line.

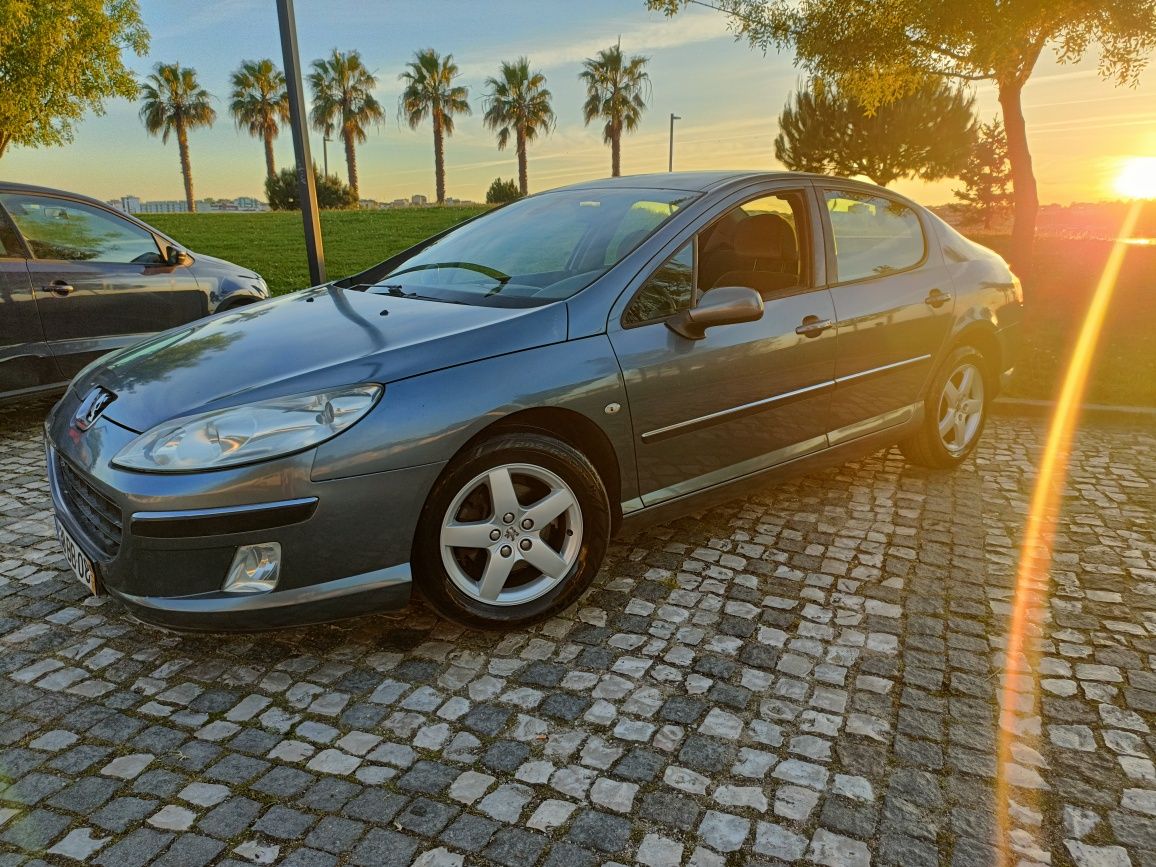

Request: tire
left=412, top=431, right=610, bottom=629
left=899, top=345, right=990, bottom=469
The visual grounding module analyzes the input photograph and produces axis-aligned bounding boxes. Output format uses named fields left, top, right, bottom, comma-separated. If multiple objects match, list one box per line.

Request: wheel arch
left=214, top=293, right=263, bottom=313
left=452, top=406, right=624, bottom=533
left=947, top=320, right=1003, bottom=397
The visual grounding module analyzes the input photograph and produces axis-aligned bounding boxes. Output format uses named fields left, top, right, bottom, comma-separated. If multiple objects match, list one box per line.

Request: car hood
left=191, top=251, right=262, bottom=279
left=77, top=286, right=568, bottom=433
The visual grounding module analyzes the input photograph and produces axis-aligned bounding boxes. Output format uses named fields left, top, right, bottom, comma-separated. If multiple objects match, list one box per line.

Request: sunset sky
left=4, top=0, right=1155, bottom=206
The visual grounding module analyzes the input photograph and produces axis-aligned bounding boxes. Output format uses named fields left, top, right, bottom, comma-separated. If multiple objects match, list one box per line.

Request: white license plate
left=54, top=517, right=97, bottom=594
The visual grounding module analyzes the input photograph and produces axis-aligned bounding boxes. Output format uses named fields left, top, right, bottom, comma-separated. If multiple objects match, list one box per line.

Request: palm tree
left=482, top=58, right=555, bottom=197
left=399, top=49, right=471, bottom=204
left=307, top=49, right=383, bottom=203
left=139, top=63, right=216, bottom=212
left=579, top=44, right=650, bottom=177
left=229, top=59, right=289, bottom=181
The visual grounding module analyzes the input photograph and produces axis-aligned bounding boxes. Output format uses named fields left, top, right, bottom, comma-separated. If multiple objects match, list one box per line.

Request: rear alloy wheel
left=414, top=432, right=609, bottom=628
left=900, top=346, right=989, bottom=468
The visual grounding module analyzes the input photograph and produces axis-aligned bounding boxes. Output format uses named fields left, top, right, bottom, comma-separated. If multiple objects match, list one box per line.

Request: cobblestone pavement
left=1, top=395, right=1154, bottom=867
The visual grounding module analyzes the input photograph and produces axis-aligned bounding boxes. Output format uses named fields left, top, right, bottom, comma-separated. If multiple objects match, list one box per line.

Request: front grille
left=56, top=457, right=123, bottom=558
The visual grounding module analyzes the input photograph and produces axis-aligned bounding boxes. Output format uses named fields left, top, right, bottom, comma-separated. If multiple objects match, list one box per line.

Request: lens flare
left=994, top=200, right=1144, bottom=863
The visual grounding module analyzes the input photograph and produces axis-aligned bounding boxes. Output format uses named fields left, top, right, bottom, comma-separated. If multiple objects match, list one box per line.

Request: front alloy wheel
left=414, top=431, right=609, bottom=628
left=440, top=463, right=583, bottom=606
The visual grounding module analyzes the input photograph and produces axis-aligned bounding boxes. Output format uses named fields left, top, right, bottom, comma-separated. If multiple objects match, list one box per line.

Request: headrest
left=732, top=213, right=797, bottom=259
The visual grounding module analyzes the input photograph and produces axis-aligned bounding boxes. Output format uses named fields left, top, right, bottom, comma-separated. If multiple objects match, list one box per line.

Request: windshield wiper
left=385, top=261, right=512, bottom=285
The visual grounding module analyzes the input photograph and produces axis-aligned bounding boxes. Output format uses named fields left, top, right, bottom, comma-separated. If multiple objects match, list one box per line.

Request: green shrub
left=266, top=165, right=357, bottom=210
left=485, top=177, right=522, bottom=204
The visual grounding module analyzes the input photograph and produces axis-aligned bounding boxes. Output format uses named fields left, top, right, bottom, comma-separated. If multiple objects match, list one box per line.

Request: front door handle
left=45, top=280, right=76, bottom=296
left=924, top=288, right=952, bottom=309
left=795, top=315, right=833, bottom=338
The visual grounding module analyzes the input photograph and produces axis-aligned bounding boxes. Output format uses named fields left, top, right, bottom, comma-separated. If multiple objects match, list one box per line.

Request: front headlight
left=112, top=384, right=382, bottom=472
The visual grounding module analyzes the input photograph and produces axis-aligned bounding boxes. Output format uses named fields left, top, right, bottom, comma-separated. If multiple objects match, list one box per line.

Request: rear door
left=609, top=184, right=837, bottom=504
left=817, top=186, right=955, bottom=442
left=0, top=192, right=206, bottom=379
left=0, top=205, right=60, bottom=395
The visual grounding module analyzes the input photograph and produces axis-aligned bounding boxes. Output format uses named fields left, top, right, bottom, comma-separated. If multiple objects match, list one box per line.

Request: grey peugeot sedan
left=1, top=182, right=269, bottom=402
left=43, top=172, right=1022, bottom=631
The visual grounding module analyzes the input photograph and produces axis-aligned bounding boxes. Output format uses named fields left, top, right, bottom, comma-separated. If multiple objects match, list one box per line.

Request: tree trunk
left=343, top=129, right=359, bottom=204
left=434, top=111, right=446, bottom=204
left=177, top=122, right=195, bottom=213
left=0, top=132, right=10, bottom=160
left=263, top=130, right=276, bottom=181
left=998, top=80, right=1038, bottom=289
left=611, top=123, right=621, bottom=177
left=516, top=128, right=528, bottom=197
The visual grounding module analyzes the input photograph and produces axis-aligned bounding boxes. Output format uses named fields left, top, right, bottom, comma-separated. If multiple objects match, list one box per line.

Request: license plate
left=54, top=517, right=97, bottom=595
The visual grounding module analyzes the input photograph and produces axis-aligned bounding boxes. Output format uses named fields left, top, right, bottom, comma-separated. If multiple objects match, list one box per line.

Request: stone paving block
left=1, top=406, right=1154, bottom=865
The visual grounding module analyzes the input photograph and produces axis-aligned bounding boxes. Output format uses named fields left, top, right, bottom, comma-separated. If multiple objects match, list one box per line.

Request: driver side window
left=0, top=194, right=163, bottom=264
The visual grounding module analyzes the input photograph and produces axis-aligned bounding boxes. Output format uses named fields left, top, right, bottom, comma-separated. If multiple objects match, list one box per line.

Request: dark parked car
left=44, top=172, right=1021, bottom=631
left=1, top=183, right=268, bottom=401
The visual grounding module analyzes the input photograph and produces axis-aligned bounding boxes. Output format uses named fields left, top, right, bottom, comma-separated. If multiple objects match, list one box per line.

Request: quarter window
left=623, top=241, right=694, bottom=326
left=0, top=210, right=22, bottom=257
left=0, top=194, right=163, bottom=264
left=824, top=190, right=924, bottom=283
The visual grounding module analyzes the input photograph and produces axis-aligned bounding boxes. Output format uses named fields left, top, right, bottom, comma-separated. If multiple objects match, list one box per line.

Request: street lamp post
left=668, top=113, right=681, bottom=172
left=275, top=0, right=326, bottom=285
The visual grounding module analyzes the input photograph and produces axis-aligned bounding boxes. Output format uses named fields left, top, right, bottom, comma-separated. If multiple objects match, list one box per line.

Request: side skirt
left=616, top=404, right=923, bottom=537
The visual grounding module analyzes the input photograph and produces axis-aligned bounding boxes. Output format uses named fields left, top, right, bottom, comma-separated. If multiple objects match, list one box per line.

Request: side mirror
left=666, top=285, right=764, bottom=340
left=165, top=245, right=190, bottom=266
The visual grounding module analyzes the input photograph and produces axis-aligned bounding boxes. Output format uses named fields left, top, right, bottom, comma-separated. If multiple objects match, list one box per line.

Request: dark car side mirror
left=666, top=285, right=764, bottom=340
left=165, top=245, right=191, bottom=267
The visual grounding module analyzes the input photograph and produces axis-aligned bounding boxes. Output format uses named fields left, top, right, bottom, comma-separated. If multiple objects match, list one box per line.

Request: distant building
left=390, top=199, right=409, bottom=208
left=109, top=196, right=269, bottom=214
left=410, top=194, right=428, bottom=206
left=137, top=200, right=190, bottom=214
left=108, top=195, right=142, bottom=213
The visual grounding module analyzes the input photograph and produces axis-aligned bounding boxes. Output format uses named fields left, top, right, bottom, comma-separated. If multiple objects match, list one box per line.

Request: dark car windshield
left=368, top=187, right=697, bottom=307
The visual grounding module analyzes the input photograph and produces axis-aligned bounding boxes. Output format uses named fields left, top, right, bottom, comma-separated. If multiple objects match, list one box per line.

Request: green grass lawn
left=148, top=207, right=486, bottom=295
left=148, top=210, right=1155, bottom=407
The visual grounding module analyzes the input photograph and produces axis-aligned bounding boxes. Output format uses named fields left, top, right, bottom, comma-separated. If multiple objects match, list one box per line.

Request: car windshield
left=367, top=187, right=697, bottom=307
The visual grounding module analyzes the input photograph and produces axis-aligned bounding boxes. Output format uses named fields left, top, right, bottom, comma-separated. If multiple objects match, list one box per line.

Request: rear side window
left=824, top=190, right=924, bottom=283
left=0, top=193, right=162, bottom=264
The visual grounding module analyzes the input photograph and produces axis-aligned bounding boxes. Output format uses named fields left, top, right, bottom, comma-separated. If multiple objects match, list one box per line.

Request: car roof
left=550, top=170, right=839, bottom=194
left=0, top=181, right=121, bottom=211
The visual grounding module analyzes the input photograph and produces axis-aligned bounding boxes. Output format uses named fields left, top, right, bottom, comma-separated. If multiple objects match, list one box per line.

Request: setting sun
left=1114, top=156, right=1156, bottom=199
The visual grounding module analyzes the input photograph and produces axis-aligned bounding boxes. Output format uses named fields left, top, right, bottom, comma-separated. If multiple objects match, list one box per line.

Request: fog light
left=223, top=542, right=281, bottom=594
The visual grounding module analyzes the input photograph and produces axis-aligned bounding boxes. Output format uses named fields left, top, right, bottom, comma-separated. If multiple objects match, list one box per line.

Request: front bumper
left=45, top=390, right=444, bottom=631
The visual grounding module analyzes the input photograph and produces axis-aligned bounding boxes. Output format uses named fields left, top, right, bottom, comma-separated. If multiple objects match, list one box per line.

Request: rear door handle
left=45, top=280, right=76, bottom=296
left=795, top=315, right=834, bottom=337
left=924, top=289, right=952, bottom=309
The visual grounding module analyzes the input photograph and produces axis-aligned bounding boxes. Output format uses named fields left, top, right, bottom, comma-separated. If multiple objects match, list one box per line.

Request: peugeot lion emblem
left=74, top=387, right=116, bottom=431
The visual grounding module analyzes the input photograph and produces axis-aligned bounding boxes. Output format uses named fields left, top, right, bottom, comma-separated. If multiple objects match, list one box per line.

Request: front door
left=609, top=189, right=837, bottom=505
left=817, top=187, right=956, bottom=442
left=0, top=207, right=58, bottom=395
left=0, top=192, right=206, bottom=379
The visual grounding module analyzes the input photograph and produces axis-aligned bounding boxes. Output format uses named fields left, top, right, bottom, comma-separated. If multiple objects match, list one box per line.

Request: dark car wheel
left=900, top=345, right=990, bottom=469
left=413, top=431, right=610, bottom=629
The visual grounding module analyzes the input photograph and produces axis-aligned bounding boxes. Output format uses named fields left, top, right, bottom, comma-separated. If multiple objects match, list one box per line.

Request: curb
left=993, top=396, right=1156, bottom=424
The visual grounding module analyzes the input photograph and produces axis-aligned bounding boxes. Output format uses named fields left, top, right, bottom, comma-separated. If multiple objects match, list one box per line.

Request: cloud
left=456, top=7, right=732, bottom=77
